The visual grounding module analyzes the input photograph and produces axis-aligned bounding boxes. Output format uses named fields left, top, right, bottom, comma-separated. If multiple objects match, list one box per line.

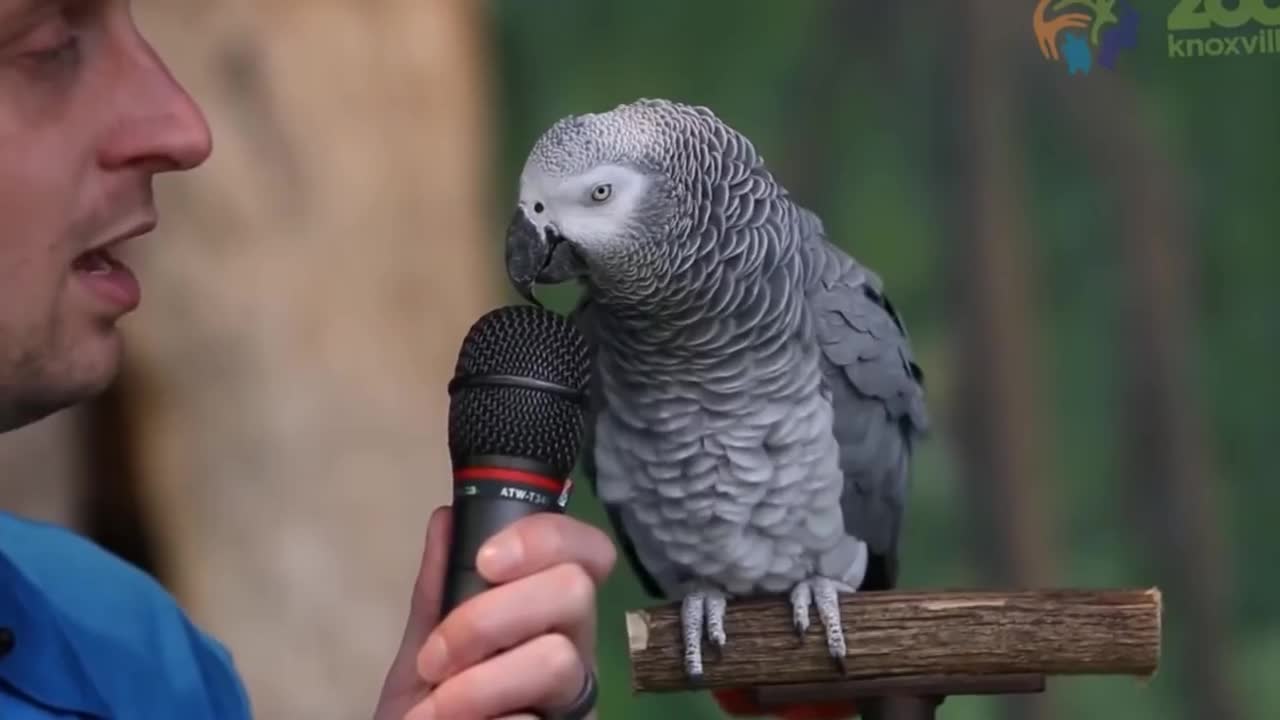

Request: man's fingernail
left=478, top=536, right=523, bottom=577
left=418, top=633, right=448, bottom=683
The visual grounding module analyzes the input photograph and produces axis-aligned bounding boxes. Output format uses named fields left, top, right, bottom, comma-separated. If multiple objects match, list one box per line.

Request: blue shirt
left=0, top=511, right=253, bottom=719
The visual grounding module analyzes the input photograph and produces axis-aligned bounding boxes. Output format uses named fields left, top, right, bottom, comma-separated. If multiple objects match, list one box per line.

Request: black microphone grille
left=447, top=304, right=592, bottom=478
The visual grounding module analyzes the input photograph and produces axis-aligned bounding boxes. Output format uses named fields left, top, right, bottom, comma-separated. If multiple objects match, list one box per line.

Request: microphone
left=440, top=303, right=593, bottom=616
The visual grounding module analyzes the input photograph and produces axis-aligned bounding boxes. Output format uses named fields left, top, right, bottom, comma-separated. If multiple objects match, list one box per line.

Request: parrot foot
left=789, top=576, right=856, bottom=674
left=680, top=586, right=728, bottom=681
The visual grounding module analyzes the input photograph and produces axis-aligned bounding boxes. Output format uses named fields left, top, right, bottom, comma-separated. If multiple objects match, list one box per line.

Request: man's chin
left=0, top=369, right=115, bottom=433
left=77, top=331, right=125, bottom=387
left=0, top=308, right=128, bottom=432
left=51, top=331, right=125, bottom=405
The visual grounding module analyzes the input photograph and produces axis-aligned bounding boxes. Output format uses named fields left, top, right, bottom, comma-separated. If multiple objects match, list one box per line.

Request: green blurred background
left=486, top=1, right=1278, bottom=719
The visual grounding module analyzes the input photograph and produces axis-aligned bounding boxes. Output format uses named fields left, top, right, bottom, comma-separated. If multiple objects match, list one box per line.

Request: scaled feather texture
left=505, top=98, right=930, bottom=720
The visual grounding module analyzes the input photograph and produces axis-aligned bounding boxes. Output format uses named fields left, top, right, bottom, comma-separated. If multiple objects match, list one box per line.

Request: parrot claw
left=790, top=580, right=812, bottom=641
left=680, top=586, right=729, bottom=680
left=789, top=576, right=855, bottom=674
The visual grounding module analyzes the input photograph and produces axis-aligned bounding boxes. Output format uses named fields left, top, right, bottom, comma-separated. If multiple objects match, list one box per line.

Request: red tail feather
left=712, top=688, right=861, bottom=720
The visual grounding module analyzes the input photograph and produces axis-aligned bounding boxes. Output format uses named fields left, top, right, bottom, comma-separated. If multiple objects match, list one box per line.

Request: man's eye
left=14, top=10, right=84, bottom=72
left=26, top=35, right=81, bottom=68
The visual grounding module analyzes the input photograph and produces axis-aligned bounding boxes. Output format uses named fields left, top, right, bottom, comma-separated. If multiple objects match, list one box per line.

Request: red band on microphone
left=454, top=466, right=564, bottom=494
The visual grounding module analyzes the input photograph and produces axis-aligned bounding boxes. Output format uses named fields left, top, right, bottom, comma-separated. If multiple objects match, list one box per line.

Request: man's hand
left=373, top=506, right=617, bottom=720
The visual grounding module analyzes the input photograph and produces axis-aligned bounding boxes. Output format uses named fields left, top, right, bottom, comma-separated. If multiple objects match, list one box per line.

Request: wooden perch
left=625, top=588, right=1161, bottom=696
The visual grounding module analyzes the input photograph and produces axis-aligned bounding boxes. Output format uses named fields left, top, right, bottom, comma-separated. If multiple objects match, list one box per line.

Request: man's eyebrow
left=0, top=0, right=50, bottom=45
left=0, top=0, right=42, bottom=21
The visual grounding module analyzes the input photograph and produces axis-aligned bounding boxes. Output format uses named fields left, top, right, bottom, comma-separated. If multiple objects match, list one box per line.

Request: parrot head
left=504, top=98, right=734, bottom=307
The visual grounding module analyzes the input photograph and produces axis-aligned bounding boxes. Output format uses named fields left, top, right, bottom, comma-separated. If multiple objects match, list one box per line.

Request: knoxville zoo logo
left=1034, top=0, right=1140, bottom=75
left=1167, top=0, right=1280, bottom=58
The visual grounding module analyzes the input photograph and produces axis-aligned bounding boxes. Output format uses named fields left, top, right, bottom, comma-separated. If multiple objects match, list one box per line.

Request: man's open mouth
left=72, top=246, right=124, bottom=275
left=71, top=240, right=142, bottom=312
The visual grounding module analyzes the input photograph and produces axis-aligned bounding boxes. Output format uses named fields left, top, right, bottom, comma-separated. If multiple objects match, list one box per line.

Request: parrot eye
left=590, top=183, right=612, bottom=202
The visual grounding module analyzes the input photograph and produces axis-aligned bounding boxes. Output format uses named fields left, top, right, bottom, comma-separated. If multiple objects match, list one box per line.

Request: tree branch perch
left=625, top=588, right=1161, bottom=696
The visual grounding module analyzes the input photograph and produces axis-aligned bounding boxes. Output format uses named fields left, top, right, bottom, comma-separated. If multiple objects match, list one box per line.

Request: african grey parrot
left=503, top=98, right=929, bottom=704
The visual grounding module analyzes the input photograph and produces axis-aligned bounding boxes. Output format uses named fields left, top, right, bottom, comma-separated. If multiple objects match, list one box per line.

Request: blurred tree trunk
left=116, top=2, right=502, bottom=719
left=776, top=0, right=896, bottom=213
left=936, top=2, right=1058, bottom=720
left=1049, top=73, right=1243, bottom=720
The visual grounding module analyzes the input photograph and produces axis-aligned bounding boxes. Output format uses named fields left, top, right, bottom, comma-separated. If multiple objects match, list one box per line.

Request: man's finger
left=403, top=505, right=453, bottom=644
left=475, top=513, right=617, bottom=586
left=406, top=633, right=590, bottom=720
left=378, top=505, right=452, bottom=702
left=415, top=561, right=597, bottom=685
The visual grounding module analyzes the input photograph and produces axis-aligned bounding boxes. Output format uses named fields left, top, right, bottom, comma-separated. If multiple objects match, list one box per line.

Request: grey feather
left=802, top=209, right=929, bottom=588
left=514, top=98, right=929, bottom=678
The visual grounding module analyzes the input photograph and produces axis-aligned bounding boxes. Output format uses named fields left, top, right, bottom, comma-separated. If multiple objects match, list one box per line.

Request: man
left=0, top=2, right=614, bottom=719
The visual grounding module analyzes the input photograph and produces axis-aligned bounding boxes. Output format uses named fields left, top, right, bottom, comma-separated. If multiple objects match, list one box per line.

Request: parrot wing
left=803, top=222, right=929, bottom=592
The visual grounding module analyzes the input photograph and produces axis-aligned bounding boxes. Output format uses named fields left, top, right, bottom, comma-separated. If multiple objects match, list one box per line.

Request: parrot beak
left=503, top=206, right=583, bottom=305
left=505, top=206, right=547, bottom=305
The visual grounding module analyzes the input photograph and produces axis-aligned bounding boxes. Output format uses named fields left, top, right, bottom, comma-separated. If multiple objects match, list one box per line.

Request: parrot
left=503, top=98, right=929, bottom=719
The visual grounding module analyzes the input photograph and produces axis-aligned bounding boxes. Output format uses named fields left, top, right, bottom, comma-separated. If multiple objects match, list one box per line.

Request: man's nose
left=98, top=34, right=213, bottom=173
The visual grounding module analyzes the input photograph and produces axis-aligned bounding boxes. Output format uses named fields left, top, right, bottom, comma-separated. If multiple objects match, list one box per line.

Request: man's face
left=0, top=0, right=210, bottom=432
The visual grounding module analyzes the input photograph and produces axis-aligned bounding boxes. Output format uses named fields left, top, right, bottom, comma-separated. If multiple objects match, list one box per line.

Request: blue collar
left=0, top=545, right=111, bottom=717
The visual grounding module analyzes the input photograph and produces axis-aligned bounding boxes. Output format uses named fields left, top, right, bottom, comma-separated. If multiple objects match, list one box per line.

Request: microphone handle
left=440, top=457, right=572, bottom=617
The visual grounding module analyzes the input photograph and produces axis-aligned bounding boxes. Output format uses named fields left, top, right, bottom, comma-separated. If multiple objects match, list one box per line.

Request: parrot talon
left=706, top=592, right=727, bottom=658
left=790, top=576, right=853, bottom=673
left=680, top=586, right=728, bottom=679
left=681, top=593, right=705, bottom=678
left=789, top=580, right=813, bottom=640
